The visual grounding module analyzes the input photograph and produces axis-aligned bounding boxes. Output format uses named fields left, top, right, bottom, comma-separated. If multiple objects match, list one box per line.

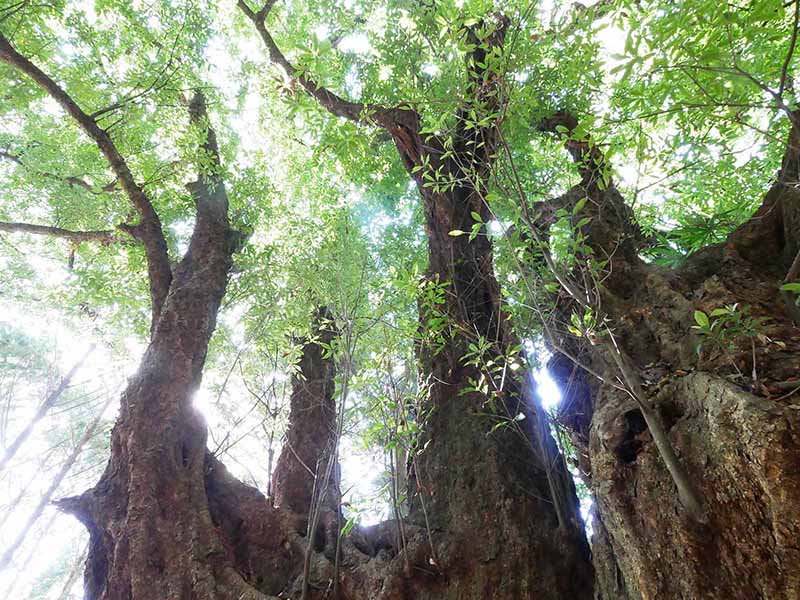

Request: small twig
left=775, top=382, right=800, bottom=401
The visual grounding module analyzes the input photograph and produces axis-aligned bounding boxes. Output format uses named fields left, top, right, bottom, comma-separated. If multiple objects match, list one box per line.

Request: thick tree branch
left=452, top=14, right=510, bottom=176
left=186, top=92, right=229, bottom=227
left=0, top=33, right=172, bottom=326
left=180, top=91, right=239, bottom=272
left=726, top=108, right=800, bottom=270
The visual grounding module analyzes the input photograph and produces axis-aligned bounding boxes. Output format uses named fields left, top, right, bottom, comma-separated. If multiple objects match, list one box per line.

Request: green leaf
left=694, top=310, right=710, bottom=328
left=572, top=197, right=588, bottom=215
left=449, top=230, right=466, bottom=236
left=341, top=517, right=357, bottom=538
left=567, top=325, right=583, bottom=337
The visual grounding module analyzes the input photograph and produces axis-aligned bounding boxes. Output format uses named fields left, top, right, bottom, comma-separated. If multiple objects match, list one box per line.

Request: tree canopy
left=1, top=0, right=800, bottom=597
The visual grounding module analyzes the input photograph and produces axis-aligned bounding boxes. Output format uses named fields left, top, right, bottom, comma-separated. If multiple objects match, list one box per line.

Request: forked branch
left=0, top=33, right=172, bottom=324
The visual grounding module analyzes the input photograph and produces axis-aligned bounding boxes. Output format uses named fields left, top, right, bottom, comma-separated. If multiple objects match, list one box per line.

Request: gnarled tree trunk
left=390, top=110, right=594, bottom=600
left=4, top=8, right=597, bottom=596
left=548, top=112, right=800, bottom=600
left=56, top=97, right=261, bottom=598
left=237, top=5, right=596, bottom=597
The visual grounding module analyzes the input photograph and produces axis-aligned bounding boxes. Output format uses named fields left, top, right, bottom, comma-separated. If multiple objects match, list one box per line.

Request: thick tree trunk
left=272, top=310, right=339, bottom=517
left=549, top=115, right=800, bottom=600
left=396, top=179, right=593, bottom=599
left=271, top=310, right=342, bottom=581
left=56, top=174, right=256, bottom=598
left=52, top=103, right=596, bottom=600
left=375, top=75, right=594, bottom=599
left=51, top=98, right=293, bottom=597
left=235, top=7, right=595, bottom=597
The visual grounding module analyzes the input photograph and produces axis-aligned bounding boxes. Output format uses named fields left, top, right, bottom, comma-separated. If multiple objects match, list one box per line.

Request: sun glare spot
left=338, top=32, right=371, bottom=55
left=421, top=63, right=440, bottom=77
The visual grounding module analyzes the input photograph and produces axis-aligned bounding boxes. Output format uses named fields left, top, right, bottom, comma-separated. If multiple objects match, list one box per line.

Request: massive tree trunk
left=4, top=8, right=596, bottom=596
left=237, top=5, right=595, bottom=598
left=384, top=104, right=593, bottom=600
left=547, top=112, right=800, bottom=600
left=56, top=99, right=260, bottom=598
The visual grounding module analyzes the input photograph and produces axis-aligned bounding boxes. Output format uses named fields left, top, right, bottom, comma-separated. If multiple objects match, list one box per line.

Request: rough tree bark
left=542, top=111, right=800, bottom=600
left=3, top=13, right=594, bottom=600
left=0, top=36, right=304, bottom=597
left=271, top=310, right=341, bottom=568
left=53, top=92, right=259, bottom=598
left=272, top=310, right=339, bottom=516
left=239, top=3, right=594, bottom=598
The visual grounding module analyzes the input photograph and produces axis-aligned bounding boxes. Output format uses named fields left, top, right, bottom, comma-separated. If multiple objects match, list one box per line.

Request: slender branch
left=0, top=221, right=124, bottom=244
left=0, top=33, right=172, bottom=325
left=0, top=150, right=118, bottom=193
left=779, top=0, right=800, bottom=96
left=0, top=394, right=113, bottom=572
left=604, top=331, right=706, bottom=522
left=0, top=345, right=94, bottom=473
left=89, top=19, right=187, bottom=122
left=238, top=0, right=398, bottom=127
left=680, top=63, right=796, bottom=123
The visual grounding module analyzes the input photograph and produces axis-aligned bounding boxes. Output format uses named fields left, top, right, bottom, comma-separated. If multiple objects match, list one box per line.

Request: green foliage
left=2, top=0, right=799, bottom=589
left=692, top=304, right=769, bottom=355
left=781, top=282, right=800, bottom=309
left=0, top=322, right=51, bottom=376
